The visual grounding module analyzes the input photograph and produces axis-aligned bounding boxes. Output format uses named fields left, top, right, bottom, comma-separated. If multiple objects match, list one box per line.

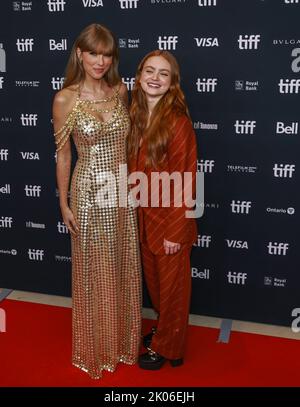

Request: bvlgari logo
left=273, top=38, right=300, bottom=46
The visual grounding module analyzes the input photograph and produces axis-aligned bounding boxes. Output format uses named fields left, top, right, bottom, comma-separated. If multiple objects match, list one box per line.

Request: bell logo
left=49, top=39, right=67, bottom=51
left=273, top=163, right=295, bottom=178
left=196, top=78, right=217, bottom=92
left=267, top=242, right=289, bottom=255
left=191, top=268, right=210, bottom=279
left=227, top=271, right=247, bottom=285
left=122, top=77, right=135, bottom=90
left=231, top=200, right=252, bottom=214
left=276, top=122, right=298, bottom=135
left=47, top=0, right=66, bottom=11
left=234, top=120, right=256, bottom=134
left=157, top=36, right=178, bottom=50
left=16, top=38, right=34, bottom=52
left=238, top=35, right=261, bottom=50
left=28, top=249, right=44, bottom=261
left=198, top=0, right=217, bottom=5
left=278, top=79, right=300, bottom=93
left=119, top=0, right=139, bottom=8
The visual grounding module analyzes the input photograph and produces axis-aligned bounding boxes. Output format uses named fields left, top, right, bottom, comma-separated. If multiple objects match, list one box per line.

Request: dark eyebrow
left=144, top=65, right=170, bottom=73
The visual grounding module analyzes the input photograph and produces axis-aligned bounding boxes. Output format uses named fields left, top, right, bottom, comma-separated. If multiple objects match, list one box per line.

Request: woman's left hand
left=163, top=238, right=181, bottom=255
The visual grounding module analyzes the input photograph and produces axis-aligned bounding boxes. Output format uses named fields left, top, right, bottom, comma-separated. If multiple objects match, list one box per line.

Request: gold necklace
left=82, top=98, right=118, bottom=113
left=78, top=88, right=118, bottom=103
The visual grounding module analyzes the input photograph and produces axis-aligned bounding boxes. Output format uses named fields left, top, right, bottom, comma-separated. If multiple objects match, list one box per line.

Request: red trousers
left=141, top=243, right=192, bottom=360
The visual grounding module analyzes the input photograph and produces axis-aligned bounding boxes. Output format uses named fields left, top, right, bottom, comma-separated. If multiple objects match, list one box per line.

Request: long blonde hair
left=63, top=23, right=120, bottom=89
left=129, top=50, right=190, bottom=168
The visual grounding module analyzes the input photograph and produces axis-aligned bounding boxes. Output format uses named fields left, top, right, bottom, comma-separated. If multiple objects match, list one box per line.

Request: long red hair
left=129, top=50, right=190, bottom=168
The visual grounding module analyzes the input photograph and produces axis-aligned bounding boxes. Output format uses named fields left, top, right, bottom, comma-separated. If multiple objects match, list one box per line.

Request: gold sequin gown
left=54, top=88, right=142, bottom=379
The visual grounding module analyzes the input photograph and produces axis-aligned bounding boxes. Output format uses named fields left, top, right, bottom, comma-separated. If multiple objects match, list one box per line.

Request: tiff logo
left=273, top=163, right=295, bottom=178
left=57, top=221, right=69, bottom=234
left=0, top=43, right=6, bottom=72
left=285, top=0, right=299, bottom=3
left=157, top=36, right=178, bottom=50
left=119, top=0, right=139, bottom=8
left=28, top=249, right=44, bottom=261
left=0, top=149, right=8, bottom=160
left=267, top=242, right=289, bottom=255
left=196, top=78, right=217, bottom=92
left=197, top=159, right=214, bottom=173
left=231, top=200, right=252, bottom=214
left=0, top=77, right=3, bottom=89
left=51, top=77, right=65, bottom=90
left=25, top=185, right=41, bottom=197
left=122, top=77, right=135, bottom=90
left=234, top=120, right=256, bottom=134
left=198, top=0, right=217, bottom=5
left=47, top=0, right=66, bottom=11
left=238, top=35, right=261, bottom=50
left=194, top=235, right=212, bottom=248
left=20, top=113, right=38, bottom=126
left=16, top=38, right=34, bottom=52
left=0, top=308, right=6, bottom=333
left=227, top=271, right=247, bottom=285
left=0, top=217, right=13, bottom=228
left=276, top=121, right=298, bottom=134
left=278, top=79, right=300, bottom=94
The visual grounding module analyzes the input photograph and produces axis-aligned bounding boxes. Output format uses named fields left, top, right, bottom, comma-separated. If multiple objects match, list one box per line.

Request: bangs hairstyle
left=129, top=50, right=190, bottom=168
left=63, top=23, right=120, bottom=89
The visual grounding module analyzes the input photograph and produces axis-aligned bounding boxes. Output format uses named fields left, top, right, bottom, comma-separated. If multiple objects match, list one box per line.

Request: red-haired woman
left=128, top=50, right=198, bottom=370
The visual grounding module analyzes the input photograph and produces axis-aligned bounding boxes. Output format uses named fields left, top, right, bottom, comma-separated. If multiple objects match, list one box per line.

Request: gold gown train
left=54, top=89, right=142, bottom=379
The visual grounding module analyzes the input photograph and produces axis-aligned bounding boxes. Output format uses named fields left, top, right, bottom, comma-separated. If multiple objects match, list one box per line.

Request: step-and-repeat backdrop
left=0, top=0, right=299, bottom=326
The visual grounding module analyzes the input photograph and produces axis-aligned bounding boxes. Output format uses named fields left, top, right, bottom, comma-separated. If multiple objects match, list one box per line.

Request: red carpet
left=0, top=299, right=300, bottom=387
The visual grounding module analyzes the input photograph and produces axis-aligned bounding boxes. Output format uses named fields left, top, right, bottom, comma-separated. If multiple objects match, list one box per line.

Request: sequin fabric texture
left=54, top=90, right=142, bottom=379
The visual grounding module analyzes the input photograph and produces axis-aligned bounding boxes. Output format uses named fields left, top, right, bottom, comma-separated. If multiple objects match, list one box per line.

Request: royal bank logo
left=193, top=235, right=212, bottom=248
left=291, top=48, right=300, bottom=73
left=234, top=120, right=256, bottom=134
left=55, top=255, right=71, bottom=262
left=198, top=0, right=217, bottom=6
left=51, top=77, right=65, bottom=90
left=13, top=1, right=33, bottom=11
left=0, top=44, right=6, bottom=72
left=119, top=0, right=139, bottom=8
left=227, top=165, right=257, bottom=174
left=264, top=277, right=287, bottom=288
left=231, top=200, right=252, bottom=214
left=191, top=267, right=211, bottom=279
left=267, top=242, right=289, bottom=256
left=276, top=121, right=298, bottom=135
left=235, top=80, right=259, bottom=92
left=49, top=39, right=67, bottom=51
left=238, top=35, right=261, bottom=50
left=227, top=272, right=247, bottom=285
left=0, top=216, right=13, bottom=228
left=82, top=0, right=103, bottom=6
left=24, top=185, right=41, bottom=197
left=28, top=249, right=44, bottom=261
left=194, top=37, right=219, bottom=47
left=157, top=36, right=178, bottom=50
left=197, top=159, right=214, bottom=173
left=273, top=163, right=295, bottom=178
left=26, top=221, right=45, bottom=229
left=122, top=77, right=135, bottom=90
left=0, top=149, right=8, bottom=161
left=47, top=0, right=66, bottom=12
left=16, top=38, right=34, bottom=52
left=20, top=113, right=38, bottom=126
left=118, top=38, right=140, bottom=49
left=15, top=80, right=40, bottom=87
left=196, top=78, right=217, bottom=92
left=278, top=79, right=300, bottom=93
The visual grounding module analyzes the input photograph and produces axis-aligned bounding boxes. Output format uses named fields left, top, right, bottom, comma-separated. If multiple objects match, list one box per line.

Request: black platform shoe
left=138, top=349, right=184, bottom=370
left=143, top=326, right=157, bottom=349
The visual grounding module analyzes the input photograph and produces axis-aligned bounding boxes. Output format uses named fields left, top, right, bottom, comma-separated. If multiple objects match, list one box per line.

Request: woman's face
left=139, top=55, right=172, bottom=99
left=78, top=47, right=113, bottom=80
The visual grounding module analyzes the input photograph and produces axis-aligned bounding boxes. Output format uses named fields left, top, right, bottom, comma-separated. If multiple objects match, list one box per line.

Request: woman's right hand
left=61, top=206, right=79, bottom=236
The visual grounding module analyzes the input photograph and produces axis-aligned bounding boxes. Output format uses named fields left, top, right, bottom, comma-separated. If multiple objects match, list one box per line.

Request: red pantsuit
left=130, top=115, right=198, bottom=360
